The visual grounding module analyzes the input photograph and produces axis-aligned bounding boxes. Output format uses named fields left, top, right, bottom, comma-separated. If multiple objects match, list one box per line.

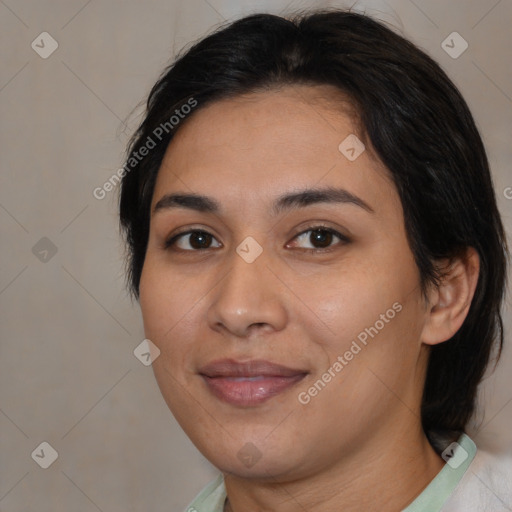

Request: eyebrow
left=152, top=186, right=375, bottom=216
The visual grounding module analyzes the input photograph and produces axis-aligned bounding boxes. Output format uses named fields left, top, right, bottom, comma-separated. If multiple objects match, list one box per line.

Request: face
left=139, top=85, right=431, bottom=480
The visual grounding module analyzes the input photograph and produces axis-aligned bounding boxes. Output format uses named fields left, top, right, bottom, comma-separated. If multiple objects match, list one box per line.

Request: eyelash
left=164, top=225, right=350, bottom=254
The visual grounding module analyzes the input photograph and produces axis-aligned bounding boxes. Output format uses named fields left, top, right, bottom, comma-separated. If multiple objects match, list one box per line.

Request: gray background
left=1, top=0, right=511, bottom=510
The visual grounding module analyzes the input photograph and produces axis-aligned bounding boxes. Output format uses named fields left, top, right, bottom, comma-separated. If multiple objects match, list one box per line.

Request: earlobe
left=421, top=247, right=480, bottom=346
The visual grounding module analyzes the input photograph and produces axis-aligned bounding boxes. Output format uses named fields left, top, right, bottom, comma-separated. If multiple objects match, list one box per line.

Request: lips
left=199, top=359, right=308, bottom=406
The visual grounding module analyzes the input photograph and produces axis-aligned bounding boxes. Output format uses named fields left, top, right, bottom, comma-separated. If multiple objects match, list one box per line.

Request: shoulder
left=441, top=446, right=512, bottom=511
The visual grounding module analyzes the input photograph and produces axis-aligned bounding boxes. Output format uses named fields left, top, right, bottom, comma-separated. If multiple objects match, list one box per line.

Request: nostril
left=249, top=322, right=267, bottom=330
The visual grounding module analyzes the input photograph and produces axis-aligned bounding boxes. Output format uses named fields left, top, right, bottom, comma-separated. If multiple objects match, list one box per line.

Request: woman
left=119, top=9, right=510, bottom=511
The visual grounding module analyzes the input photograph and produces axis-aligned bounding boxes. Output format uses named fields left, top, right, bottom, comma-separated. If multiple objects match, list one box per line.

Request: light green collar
left=186, top=472, right=226, bottom=512
left=403, top=433, right=476, bottom=511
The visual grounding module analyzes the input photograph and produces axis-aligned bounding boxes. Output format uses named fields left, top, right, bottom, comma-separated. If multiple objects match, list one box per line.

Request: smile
left=199, top=359, right=308, bottom=407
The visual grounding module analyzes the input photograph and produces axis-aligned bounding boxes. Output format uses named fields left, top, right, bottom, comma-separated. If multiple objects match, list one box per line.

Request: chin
left=197, top=434, right=310, bottom=481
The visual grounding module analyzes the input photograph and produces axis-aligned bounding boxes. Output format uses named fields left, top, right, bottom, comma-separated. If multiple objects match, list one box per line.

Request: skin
left=139, top=85, right=480, bottom=512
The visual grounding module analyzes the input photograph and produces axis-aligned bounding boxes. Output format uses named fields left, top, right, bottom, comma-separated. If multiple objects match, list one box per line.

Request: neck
left=223, top=425, right=444, bottom=512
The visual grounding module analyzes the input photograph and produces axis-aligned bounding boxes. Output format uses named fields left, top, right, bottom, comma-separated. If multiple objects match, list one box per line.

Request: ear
left=421, top=247, right=480, bottom=346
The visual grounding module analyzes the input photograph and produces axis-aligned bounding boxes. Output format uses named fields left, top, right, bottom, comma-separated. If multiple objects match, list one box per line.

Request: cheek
left=139, top=262, right=169, bottom=341
left=303, top=248, right=421, bottom=368
left=139, top=256, right=213, bottom=388
left=139, top=261, right=197, bottom=410
left=301, top=267, right=406, bottom=344
left=139, top=256, right=201, bottom=341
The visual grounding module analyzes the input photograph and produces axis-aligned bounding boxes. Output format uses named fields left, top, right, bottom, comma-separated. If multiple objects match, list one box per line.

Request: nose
left=206, top=248, right=288, bottom=339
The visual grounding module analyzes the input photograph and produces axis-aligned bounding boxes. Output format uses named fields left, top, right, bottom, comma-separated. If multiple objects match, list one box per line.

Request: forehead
left=152, top=85, right=398, bottom=216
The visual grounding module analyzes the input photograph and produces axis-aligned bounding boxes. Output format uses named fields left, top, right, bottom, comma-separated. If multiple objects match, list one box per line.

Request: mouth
left=198, top=359, right=308, bottom=407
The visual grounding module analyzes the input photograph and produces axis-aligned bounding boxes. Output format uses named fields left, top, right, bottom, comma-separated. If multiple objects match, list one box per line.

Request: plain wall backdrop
left=1, top=0, right=511, bottom=510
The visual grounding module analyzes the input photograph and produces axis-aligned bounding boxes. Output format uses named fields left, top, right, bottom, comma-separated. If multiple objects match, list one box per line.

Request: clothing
left=184, top=434, right=511, bottom=511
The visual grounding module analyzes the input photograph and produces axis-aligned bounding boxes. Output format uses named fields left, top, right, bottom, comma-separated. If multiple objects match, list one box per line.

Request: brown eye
left=165, top=230, right=221, bottom=251
left=291, top=227, right=349, bottom=251
left=188, top=231, right=214, bottom=249
left=309, top=229, right=334, bottom=248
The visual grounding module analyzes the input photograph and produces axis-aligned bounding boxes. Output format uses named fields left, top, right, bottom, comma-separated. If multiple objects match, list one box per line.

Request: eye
left=164, top=226, right=349, bottom=253
left=288, top=226, right=349, bottom=252
left=165, top=230, right=221, bottom=251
